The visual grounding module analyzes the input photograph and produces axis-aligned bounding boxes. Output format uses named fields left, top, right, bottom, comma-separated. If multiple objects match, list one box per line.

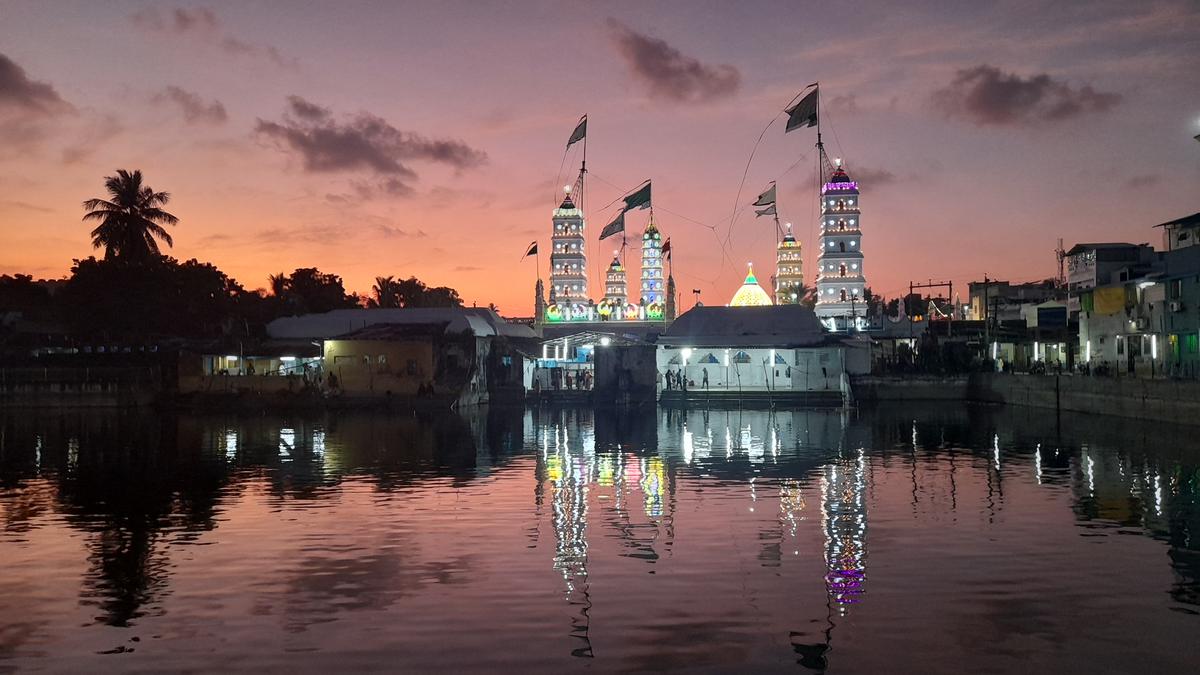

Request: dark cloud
left=932, top=65, right=1121, bottom=126
left=152, top=86, right=227, bottom=125
left=0, top=199, right=53, bottom=213
left=287, top=95, right=331, bottom=122
left=60, top=113, right=124, bottom=165
left=606, top=19, right=740, bottom=103
left=849, top=166, right=898, bottom=187
left=256, top=97, right=487, bottom=195
left=131, top=6, right=297, bottom=69
left=0, top=52, right=72, bottom=114
left=1125, top=173, right=1161, bottom=189
left=131, top=7, right=218, bottom=33
left=453, top=266, right=482, bottom=272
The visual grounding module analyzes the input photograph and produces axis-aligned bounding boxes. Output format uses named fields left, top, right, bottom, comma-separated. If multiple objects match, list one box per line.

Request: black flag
left=785, top=87, right=819, bottom=132
left=567, top=115, right=587, bottom=147
left=752, top=183, right=777, bottom=207
left=755, top=204, right=777, bottom=218
left=522, top=241, right=538, bottom=258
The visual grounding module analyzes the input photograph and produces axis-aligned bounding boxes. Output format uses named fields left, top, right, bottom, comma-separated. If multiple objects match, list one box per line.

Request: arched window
left=732, top=350, right=753, bottom=364
left=700, top=353, right=720, bottom=364
left=839, top=264, right=847, bottom=277
left=840, top=289, right=847, bottom=302
left=839, top=241, right=846, bottom=252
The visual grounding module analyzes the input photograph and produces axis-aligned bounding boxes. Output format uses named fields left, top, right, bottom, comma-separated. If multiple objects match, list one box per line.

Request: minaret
left=534, top=278, right=546, bottom=324
left=549, top=186, right=587, bottom=304
left=814, top=160, right=866, bottom=328
left=775, top=222, right=804, bottom=304
left=603, top=253, right=627, bottom=307
left=640, top=219, right=664, bottom=304
left=665, top=274, right=677, bottom=321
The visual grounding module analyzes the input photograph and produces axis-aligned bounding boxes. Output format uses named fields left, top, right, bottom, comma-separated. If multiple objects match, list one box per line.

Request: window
left=1169, top=279, right=1183, bottom=299
left=377, top=354, right=387, bottom=364
left=839, top=242, right=846, bottom=252
left=733, top=350, right=753, bottom=364
left=1188, top=333, right=1199, bottom=355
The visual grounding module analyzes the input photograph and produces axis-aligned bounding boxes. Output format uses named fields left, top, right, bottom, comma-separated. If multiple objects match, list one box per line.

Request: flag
left=567, top=115, right=587, bottom=147
left=755, top=204, right=777, bottom=218
left=662, top=238, right=671, bottom=259
left=599, top=211, right=625, bottom=240
left=623, top=181, right=652, bottom=211
left=752, top=183, right=776, bottom=207
left=784, top=87, right=819, bottom=132
left=522, top=241, right=538, bottom=258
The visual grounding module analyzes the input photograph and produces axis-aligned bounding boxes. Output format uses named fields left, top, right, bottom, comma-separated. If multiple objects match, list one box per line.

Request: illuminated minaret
left=549, top=186, right=587, bottom=303
left=640, top=220, right=664, bottom=304
left=604, top=253, right=627, bottom=306
left=775, top=222, right=804, bottom=304
left=815, top=160, right=866, bottom=327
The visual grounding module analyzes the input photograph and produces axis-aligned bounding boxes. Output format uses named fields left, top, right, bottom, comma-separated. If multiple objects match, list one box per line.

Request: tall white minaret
left=603, top=253, right=627, bottom=307
left=814, top=160, right=866, bottom=328
left=775, top=222, right=804, bottom=304
left=549, top=186, right=587, bottom=303
left=640, top=219, right=664, bottom=304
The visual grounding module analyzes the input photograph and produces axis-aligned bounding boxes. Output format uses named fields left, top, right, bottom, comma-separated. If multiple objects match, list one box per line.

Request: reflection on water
left=1, top=404, right=1198, bottom=672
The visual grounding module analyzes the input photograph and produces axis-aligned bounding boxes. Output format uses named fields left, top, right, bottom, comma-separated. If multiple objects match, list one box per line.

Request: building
left=967, top=279, right=1061, bottom=322
left=640, top=220, right=665, bottom=304
left=1065, top=242, right=1154, bottom=315
left=549, top=187, right=587, bottom=304
left=603, top=254, right=628, bottom=307
left=266, top=307, right=537, bottom=404
left=729, top=263, right=773, bottom=307
left=656, top=305, right=868, bottom=404
left=1156, top=212, right=1200, bottom=252
left=775, top=223, right=804, bottom=304
left=814, top=161, right=866, bottom=329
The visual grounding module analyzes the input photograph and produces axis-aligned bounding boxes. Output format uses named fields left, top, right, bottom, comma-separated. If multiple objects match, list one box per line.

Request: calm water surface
left=0, top=403, right=1197, bottom=673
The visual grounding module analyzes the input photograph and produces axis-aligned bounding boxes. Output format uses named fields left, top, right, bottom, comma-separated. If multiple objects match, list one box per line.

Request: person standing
left=702, top=367, right=709, bottom=389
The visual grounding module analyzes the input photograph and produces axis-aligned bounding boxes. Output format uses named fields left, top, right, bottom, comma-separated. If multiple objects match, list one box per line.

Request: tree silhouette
left=82, top=170, right=178, bottom=262
left=372, top=276, right=400, bottom=308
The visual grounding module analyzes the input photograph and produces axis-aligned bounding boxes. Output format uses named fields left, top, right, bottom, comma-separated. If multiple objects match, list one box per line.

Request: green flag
left=599, top=210, right=625, bottom=240
left=623, top=181, right=651, bottom=211
left=567, top=115, right=587, bottom=147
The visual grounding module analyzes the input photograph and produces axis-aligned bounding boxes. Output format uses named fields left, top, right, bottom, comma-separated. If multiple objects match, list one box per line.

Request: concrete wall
left=594, top=344, right=657, bottom=404
left=854, top=373, right=1200, bottom=425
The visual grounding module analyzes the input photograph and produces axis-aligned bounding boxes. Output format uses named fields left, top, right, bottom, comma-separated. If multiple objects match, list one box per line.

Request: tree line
left=0, top=169, right=462, bottom=343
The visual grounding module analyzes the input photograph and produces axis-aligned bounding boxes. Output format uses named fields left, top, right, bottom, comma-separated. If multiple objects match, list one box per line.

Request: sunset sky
left=1, top=0, right=1197, bottom=313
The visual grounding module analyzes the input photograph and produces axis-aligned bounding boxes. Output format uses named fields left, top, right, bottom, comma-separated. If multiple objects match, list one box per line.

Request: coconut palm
left=82, top=169, right=179, bottom=261
left=268, top=272, right=289, bottom=297
left=372, top=276, right=399, bottom=308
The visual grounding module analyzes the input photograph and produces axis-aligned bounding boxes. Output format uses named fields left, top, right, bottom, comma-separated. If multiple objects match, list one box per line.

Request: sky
left=1, top=0, right=1198, bottom=313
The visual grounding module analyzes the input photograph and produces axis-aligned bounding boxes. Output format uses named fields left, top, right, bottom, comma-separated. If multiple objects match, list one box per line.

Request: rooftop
left=659, top=305, right=826, bottom=347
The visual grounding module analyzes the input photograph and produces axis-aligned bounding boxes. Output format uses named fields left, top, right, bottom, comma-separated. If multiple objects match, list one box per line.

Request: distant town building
left=967, top=279, right=1061, bottom=322
left=1065, top=242, right=1154, bottom=315
left=814, top=161, right=866, bottom=329
left=1155, top=212, right=1200, bottom=252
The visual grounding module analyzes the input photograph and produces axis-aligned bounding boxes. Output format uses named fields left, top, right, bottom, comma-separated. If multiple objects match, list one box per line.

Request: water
left=0, top=404, right=1197, bottom=673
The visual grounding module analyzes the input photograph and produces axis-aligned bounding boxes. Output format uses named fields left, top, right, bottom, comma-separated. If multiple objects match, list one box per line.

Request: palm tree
left=82, top=169, right=178, bottom=261
left=372, top=276, right=399, bottom=308
left=799, top=283, right=818, bottom=309
left=268, top=272, right=289, bottom=297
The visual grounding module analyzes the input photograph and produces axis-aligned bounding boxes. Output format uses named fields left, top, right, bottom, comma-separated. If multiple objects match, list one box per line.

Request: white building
left=549, top=188, right=587, bottom=304
left=640, top=220, right=665, bottom=304
left=775, top=223, right=804, bottom=305
left=814, top=161, right=866, bottom=329
left=655, top=305, right=868, bottom=404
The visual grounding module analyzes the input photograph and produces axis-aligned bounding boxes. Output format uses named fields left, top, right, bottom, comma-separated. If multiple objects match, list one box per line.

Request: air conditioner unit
left=1169, top=300, right=1184, bottom=313
left=1135, top=317, right=1149, bottom=330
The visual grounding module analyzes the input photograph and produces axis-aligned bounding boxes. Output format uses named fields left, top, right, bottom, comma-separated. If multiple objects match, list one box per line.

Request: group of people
left=664, top=367, right=708, bottom=391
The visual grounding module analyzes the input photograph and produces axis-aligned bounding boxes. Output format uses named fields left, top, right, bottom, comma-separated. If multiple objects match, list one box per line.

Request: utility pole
left=911, top=279, right=955, bottom=339
left=983, top=274, right=990, bottom=361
